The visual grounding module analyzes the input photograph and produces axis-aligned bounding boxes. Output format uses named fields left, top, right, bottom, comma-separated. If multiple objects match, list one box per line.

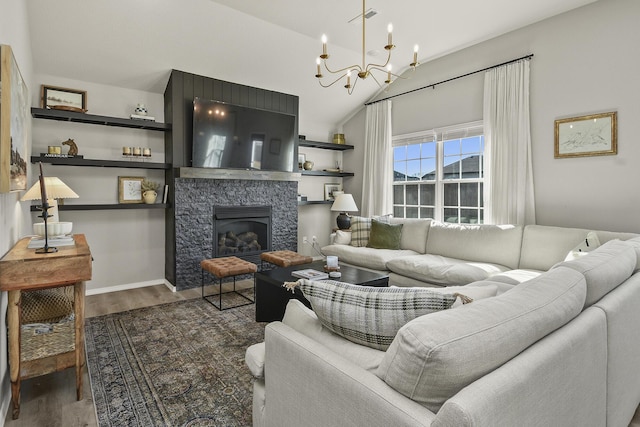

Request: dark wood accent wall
left=163, top=70, right=300, bottom=285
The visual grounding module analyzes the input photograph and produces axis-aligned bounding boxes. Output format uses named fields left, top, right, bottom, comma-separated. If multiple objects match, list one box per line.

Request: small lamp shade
left=331, top=194, right=359, bottom=230
left=21, top=177, right=79, bottom=223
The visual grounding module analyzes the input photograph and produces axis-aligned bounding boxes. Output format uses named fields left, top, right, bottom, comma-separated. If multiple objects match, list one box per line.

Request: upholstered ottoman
left=260, top=250, right=312, bottom=269
left=201, top=256, right=257, bottom=310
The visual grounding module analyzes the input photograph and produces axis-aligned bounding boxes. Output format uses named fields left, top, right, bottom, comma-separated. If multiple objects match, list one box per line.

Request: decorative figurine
left=62, top=138, right=78, bottom=156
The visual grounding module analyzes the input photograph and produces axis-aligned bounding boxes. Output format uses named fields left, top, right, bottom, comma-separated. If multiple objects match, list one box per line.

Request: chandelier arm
left=323, top=61, right=363, bottom=76
left=364, top=49, right=392, bottom=73
left=347, top=75, right=360, bottom=95
left=317, top=73, right=351, bottom=88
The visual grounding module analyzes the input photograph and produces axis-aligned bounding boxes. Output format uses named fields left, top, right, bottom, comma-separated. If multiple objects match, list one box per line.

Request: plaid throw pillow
left=350, top=215, right=391, bottom=247
left=286, top=279, right=458, bottom=350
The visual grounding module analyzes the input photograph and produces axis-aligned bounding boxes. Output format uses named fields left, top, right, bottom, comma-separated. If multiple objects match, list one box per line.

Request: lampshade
left=21, top=177, right=79, bottom=201
left=331, top=194, right=358, bottom=213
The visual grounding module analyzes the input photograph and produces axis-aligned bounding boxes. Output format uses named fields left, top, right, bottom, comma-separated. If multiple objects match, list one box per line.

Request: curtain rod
left=364, top=54, right=534, bottom=106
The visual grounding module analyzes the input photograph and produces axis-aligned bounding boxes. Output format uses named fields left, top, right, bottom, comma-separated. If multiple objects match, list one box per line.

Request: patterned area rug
left=85, top=296, right=265, bottom=427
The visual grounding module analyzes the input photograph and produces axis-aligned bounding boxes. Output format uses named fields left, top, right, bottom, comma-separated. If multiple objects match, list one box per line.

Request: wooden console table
left=0, top=234, right=92, bottom=419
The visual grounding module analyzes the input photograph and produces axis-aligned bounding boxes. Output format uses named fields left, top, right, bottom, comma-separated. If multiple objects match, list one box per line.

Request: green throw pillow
left=367, top=219, right=403, bottom=250
left=284, top=279, right=459, bottom=350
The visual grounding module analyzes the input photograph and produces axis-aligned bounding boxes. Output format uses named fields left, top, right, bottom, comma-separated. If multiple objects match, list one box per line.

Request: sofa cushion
left=518, top=225, right=591, bottom=271
left=350, top=215, right=391, bottom=247
left=333, top=229, right=352, bottom=245
left=281, top=299, right=385, bottom=371
left=390, top=218, right=431, bottom=253
left=487, top=269, right=543, bottom=286
left=321, top=244, right=417, bottom=271
left=375, top=266, right=586, bottom=413
left=245, top=342, right=265, bottom=379
left=287, top=279, right=458, bottom=350
left=367, top=220, right=403, bottom=250
left=425, top=221, right=523, bottom=269
left=555, top=239, right=637, bottom=308
left=386, top=254, right=511, bottom=286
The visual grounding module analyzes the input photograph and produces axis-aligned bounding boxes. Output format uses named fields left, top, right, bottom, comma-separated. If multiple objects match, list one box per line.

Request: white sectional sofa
left=246, top=219, right=640, bottom=426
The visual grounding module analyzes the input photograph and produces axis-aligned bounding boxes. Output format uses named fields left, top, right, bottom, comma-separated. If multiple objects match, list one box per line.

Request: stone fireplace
left=173, top=174, right=298, bottom=290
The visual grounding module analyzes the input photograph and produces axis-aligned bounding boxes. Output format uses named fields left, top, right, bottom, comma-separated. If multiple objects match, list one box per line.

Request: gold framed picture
left=41, top=84, right=87, bottom=113
left=118, top=176, right=144, bottom=203
left=554, top=111, right=617, bottom=158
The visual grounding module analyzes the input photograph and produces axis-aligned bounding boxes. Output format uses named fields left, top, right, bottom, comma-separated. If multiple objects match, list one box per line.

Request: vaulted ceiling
left=26, top=0, right=596, bottom=135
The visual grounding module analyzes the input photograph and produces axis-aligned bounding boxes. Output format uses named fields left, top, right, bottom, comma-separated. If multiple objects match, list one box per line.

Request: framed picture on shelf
left=41, top=84, right=87, bottom=113
left=0, top=44, right=29, bottom=192
left=324, top=183, right=341, bottom=201
left=554, top=111, right=617, bottom=158
left=298, top=153, right=306, bottom=170
left=118, top=176, right=144, bottom=203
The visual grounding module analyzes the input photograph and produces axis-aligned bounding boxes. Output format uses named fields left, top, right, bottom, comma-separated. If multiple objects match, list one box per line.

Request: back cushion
left=555, top=239, right=637, bottom=307
left=519, top=225, right=590, bottom=271
left=375, top=266, right=586, bottom=413
left=426, top=221, right=523, bottom=269
left=390, top=218, right=431, bottom=253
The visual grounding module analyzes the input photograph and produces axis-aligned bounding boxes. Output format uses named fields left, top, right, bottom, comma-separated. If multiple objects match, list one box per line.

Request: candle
left=413, top=44, right=419, bottom=65
left=133, top=147, right=141, bottom=156
left=123, top=146, right=131, bottom=155
left=386, top=64, right=392, bottom=83
left=321, top=34, right=328, bottom=58
left=316, top=57, right=322, bottom=77
left=346, top=70, right=351, bottom=88
left=48, top=146, right=56, bottom=154
left=387, top=23, right=393, bottom=46
left=143, top=147, right=151, bottom=157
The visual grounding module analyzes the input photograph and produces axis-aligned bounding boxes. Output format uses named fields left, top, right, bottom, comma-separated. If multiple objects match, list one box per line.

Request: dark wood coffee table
left=255, top=260, right=389, bottom=322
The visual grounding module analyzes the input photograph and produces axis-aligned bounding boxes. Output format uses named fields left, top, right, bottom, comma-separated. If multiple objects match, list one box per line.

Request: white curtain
left=483, top=60, right=536, bottom=225
left=361, top=100, right=393, bottom=217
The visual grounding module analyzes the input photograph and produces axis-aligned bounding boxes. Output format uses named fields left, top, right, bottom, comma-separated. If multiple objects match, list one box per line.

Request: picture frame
left=324, top=183, right=341, bottom=201
left=298, top=153, right=306, bottom=170
left=554, top=111, right=617, bottom=158
left=118, top=176, right=144, bottom=203
left=41, top=84, right=87, bottom=112
left=0, top=44, right=28, bottom=193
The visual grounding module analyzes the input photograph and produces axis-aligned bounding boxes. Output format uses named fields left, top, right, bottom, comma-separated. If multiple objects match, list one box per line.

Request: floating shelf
left=31, top=156, right=170, bottom=170
left=298, top=200, right=333, bottom=205
left=30, top=204, right=169, bottom=212
left=298, top=139, right=354, bottom=151
left=31, top=107, right=170, bottom=131
left=301, top=170, right=354, bottom=177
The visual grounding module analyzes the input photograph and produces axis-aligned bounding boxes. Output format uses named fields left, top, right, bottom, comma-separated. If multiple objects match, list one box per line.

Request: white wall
left=343, top=0, right=640, bottom=233
left=30, top=75, right=167, bottom=292
left=0, top=0, right=34, bottom=418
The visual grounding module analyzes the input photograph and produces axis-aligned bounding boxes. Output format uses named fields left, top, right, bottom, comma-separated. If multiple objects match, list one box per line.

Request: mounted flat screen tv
left=192, top=98, right=296, bottom=172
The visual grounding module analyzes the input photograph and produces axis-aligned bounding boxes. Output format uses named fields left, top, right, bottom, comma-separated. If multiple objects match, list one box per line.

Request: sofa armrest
left=264, top=322, right=436, bottom=427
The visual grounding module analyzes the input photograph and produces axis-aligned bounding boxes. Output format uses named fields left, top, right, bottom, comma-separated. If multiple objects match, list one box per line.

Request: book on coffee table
left=291, top=269, right=329, bottom=280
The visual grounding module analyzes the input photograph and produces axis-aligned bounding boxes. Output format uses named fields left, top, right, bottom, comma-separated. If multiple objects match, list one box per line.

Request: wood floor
left=4, top=282, right=640, bottom=427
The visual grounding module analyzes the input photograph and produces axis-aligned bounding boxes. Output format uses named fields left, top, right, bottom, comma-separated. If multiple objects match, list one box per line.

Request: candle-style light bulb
left=386, top=64, right=392, bottom=84
left=411, top=44, right=419, bottom=67
left=345, top=70, right=352, bottom=88
left=387, top=23, right=393, bottom=46
left=315, top=57, right=322, bottom=78
left=321, top=34, right=328, bottom=58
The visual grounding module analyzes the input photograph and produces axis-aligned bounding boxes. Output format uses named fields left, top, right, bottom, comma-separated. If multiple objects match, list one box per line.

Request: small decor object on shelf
left=298, top=153, right=306, bottom=170
left=333, top=133, right=346, bottom=144
left=41, top=84, right=87, bottom=112
left=131, top=103, right=156, bottom=121
left=303, top=160, right=314, bottom=170
left=62, top=138, right=78, bottom=156
left=141, top=178, right=160, bottom=204
left=291, top=269, right=329, bottom=280
left=324, top=183, right=341, bottom=201
left=118, top=176, right=144, bottom=204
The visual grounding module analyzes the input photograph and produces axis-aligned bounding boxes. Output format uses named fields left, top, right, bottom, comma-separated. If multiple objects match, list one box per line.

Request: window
left=393, top=121, right=484, bottom=224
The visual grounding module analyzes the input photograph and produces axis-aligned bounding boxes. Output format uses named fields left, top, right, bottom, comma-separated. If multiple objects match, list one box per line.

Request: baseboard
left=86, top=279, right=176, bottom=296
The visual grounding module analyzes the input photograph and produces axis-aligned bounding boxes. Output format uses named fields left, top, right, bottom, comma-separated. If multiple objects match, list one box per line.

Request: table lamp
left=21, top=164, right=79, bottom=252
left=331, top=193, right=359, bottom=230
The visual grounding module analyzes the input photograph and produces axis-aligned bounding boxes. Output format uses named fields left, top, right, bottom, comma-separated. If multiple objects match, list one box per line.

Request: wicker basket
left=21, top=314, right=76, bottom=362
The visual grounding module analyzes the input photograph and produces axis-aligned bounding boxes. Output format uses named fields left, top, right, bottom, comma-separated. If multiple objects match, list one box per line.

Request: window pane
left=443, top=156, right=460, bottom=180
left=443, top=139, right=460, bottom=156
left=460, top=182, right=478, bottom=207
left=393, top=206, right=404, bottom=218
left=407, top=144, right=421, bottom=159
left=393, top=185, right=404, bottom=204
left=420, top=207, right=434, bottom=219
left=406, top=185, right=418, bottom=205
left=461, top=136, right=481, bottom=154
left=420, top=183, right=435, bottom=206
left=406, top=160, right=421, bottom=180
left=479, top=183, right=484, bottom=207
left=406, top=207, right=419, bottom=218
left=460, top=209, right=479, bottom=224
left=421, top=158, right=436, bottom=180
left=461, top=154, right=481, bottom=179
left=443, top=183, right=458, bottom=206
left=421, top=142, right=436, bottom=157
left=394, top=161, right=406, bottom=182
left=393, top=146, right=406, bottom=161
left=444, top=208, right=459, bottom=223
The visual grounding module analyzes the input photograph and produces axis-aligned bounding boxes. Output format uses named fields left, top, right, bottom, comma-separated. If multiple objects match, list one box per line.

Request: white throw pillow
left=564, top=231, right=601, bottom=261
left=333, top=229, right=352, bottom=245
left=284, top=279, right=461, bottom=350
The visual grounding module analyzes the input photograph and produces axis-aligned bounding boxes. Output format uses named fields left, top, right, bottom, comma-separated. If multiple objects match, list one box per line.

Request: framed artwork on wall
left=324, top=183, right=341, bottom=201
left=118, top=176, right=144, bottom=203
left=0, top=44, right=29, bottom=193
left=554, top=111, right=617, bottom=158
left=41, top=84, right=87, bottom=113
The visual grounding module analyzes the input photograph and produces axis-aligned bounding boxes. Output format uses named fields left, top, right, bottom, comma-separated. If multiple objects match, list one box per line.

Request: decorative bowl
left=33, top=221, right=73, bottom=237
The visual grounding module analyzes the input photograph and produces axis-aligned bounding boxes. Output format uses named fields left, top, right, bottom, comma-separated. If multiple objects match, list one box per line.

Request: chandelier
left=315, top=0, right=419, bottom=94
